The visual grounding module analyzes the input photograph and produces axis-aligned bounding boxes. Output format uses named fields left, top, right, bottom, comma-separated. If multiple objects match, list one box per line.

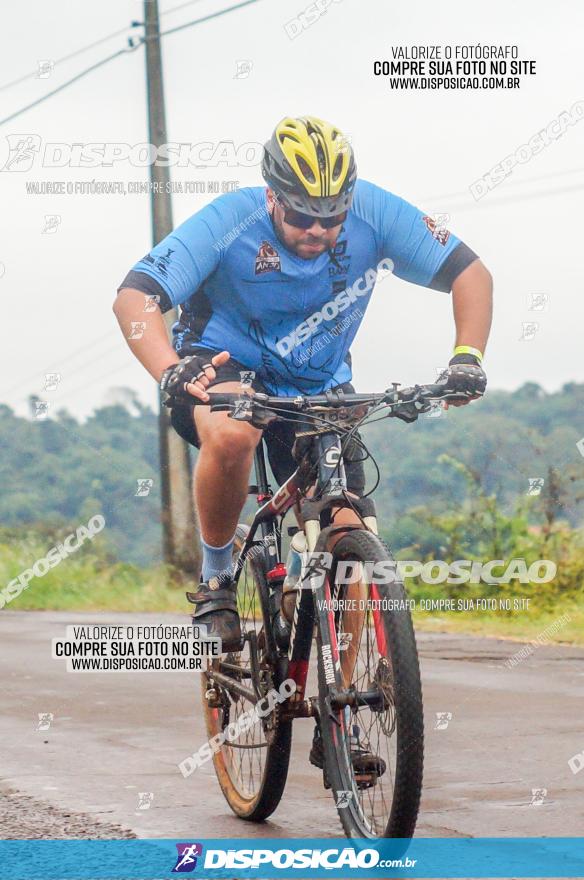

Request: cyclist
left=114, top=115, right=492, bottom=654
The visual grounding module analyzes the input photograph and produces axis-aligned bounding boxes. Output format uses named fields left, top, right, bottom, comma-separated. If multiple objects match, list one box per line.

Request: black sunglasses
left=274, top=194, right=347, bottom=230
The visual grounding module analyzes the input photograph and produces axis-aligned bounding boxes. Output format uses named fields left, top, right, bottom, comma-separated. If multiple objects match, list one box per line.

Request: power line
left=0, top=28, right=138, bottom=93
left=159, top=0, right=261, bottom=37
left=0, top=44, right=142, bottom=128
left=39, top=359, right=137, bottom=406
left=0, top=0, right=206, bottom=93
left=0, top=0, right=262, bottom=129
left=162, top=0, right=209, bottom=15
left=0, top=332, right=117, bottom=398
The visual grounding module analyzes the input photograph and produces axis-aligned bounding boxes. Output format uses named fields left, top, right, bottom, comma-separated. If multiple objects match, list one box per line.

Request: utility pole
left=143, top=0, right=200, bottom=575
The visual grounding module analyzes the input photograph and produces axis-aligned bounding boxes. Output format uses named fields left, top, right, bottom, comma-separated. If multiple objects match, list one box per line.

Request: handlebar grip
left=187, top=393, right=236, bottom=408
left=419, top=382, right=449, bottom=398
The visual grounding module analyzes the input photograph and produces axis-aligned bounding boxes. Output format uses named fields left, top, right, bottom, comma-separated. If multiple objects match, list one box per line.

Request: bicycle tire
left=201, top=524, right=292, bottom=821
left=315, top=529, right=424, bottom=838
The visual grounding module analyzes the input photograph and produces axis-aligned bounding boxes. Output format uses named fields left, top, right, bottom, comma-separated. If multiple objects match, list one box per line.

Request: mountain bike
left=197, top=378, right=451, bottom=838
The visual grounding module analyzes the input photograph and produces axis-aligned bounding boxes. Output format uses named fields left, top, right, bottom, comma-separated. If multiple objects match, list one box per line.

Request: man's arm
left=113, top=288, right=179, bottom=382
left=113, top=190, right=261, bottom=386
left=113, top=288, right=230, bottom=400
left=451, top=258, right=493, bottom=355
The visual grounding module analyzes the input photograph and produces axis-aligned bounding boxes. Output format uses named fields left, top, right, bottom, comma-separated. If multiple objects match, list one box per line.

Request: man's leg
left=184, top=382, right=263, bottom=651
left=193, top=381, right=263, bottom=578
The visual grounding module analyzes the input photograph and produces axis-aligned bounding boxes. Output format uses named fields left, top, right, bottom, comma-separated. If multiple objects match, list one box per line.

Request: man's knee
left=199, top=418, right=261, bottom=464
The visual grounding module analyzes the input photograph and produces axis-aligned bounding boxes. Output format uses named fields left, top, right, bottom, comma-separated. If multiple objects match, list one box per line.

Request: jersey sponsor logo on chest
left=328, top=239, right=350, bottom=276
left=255, top=240, right=281, bottom=275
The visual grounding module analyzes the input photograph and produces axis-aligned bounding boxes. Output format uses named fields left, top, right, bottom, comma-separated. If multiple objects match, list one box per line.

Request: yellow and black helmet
left=262, top=115, right=357, bottom=218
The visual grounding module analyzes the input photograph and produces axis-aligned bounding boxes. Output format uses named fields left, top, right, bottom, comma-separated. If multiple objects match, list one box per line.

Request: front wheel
left=200, top=525, right=292, bottom=821
left=316, top=529, right=424, bottom=838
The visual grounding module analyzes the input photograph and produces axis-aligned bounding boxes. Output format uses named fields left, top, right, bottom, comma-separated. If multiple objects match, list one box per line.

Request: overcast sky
left=1, top=0, right=582, bottom=419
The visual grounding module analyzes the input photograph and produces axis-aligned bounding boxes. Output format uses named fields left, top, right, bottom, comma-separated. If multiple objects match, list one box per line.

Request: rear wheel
left=201, top=525, right=292, bottom=821
left=316, top=530, right=424, bottom=838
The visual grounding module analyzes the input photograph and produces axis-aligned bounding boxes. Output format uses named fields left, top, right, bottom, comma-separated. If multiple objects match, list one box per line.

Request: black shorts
left=170, top=346, right=366, bottom=496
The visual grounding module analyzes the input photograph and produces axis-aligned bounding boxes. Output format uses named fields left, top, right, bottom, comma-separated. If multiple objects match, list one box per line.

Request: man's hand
left=439, top=354, right=487, bottom=409
left=160, top=351, right=230, bottom=406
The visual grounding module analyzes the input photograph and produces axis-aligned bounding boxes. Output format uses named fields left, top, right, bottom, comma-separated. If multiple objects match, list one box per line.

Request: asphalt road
left=1, top=611, right=583, bottom=840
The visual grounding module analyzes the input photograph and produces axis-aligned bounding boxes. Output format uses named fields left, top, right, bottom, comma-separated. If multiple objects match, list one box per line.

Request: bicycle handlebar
left=188, top=381, right=455, bottom=425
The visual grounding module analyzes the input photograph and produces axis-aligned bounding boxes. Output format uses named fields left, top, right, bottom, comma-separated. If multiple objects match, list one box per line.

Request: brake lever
left=226, top=395, right=279, bottom=429
left=385, top=384, right=437, bottom=422
left=392, top=405, right=419, bottom=423
left=249, top=406, right=279, bottom=429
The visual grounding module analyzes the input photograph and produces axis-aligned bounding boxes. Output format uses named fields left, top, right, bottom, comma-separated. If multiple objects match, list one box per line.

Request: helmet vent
left=297, top=155, right=315, bottom=183
left=332, top=153, right=343, bottom=180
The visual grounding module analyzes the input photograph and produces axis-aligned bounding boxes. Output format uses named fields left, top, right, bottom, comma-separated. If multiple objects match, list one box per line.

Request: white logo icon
left=36, top=60, right=55, bottom=79
left=234, top=60, right=253, bottom=79
left=527, top=478, right=544, bottom=496
left=335, top=790, right=353, bottom=808
left=128, top=321, right=147, bottom=340
left=434, top=712, right=453, bottom=730
left=568, top=750, right=584, bottom=776
left=338, top=632, right=353, bottom=652
left=528, top=293, right=549, bottom=311
left=37, top=712, right=54, bottom=731
left=1, top=134, right=42, bottom=172
left=34, top=401, right=49, bottom=420
left=44, top=373, right=61, bottom=391
left=426, top=402, right=444, bottom=419
left=143, top=294, right=160, bottom=312
left=137, top=791, right=154, bottom=810
left=42, top=215, right=61, bottom=234
left=519, top=322, right=539, bottom=341
left=135, top=479, right=154, bottom=497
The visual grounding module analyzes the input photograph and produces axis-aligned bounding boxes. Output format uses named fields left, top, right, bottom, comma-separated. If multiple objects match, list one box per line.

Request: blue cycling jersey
left=120, top=179, right=477, bottom=395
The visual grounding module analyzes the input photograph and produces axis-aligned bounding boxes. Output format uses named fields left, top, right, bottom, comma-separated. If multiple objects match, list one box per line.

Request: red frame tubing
left=370, top=582, right=389, bottom=657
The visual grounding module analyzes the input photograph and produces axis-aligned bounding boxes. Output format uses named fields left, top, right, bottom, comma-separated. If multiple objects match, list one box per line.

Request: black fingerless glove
left=437, top=353, right=487, bottom=400
left=159, top=355, right=213, bottom=407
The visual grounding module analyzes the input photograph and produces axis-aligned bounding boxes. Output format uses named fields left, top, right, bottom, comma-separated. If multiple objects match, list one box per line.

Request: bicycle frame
left=200, top=385, right=437, bottom=835
left=226, top=429, right=379, bottom=715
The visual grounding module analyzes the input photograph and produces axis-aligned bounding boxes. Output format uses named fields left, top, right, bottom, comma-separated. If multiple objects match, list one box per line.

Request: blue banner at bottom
left=0, top=837, right=583, bottom=879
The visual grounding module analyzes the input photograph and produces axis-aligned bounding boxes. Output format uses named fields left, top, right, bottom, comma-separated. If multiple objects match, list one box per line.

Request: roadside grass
left=412, top=601, right=582, bottom=645
left=1, top=537, right=582, bottom=645
left=0, top=538, right=189, bottom=614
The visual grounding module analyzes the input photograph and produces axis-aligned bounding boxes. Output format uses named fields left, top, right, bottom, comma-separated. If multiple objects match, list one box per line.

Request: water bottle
left=280, top=531, right=307, bottom=623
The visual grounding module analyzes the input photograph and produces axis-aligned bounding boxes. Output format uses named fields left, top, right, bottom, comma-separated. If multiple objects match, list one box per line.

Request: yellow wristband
left=453, top=345, right=483, bottom=363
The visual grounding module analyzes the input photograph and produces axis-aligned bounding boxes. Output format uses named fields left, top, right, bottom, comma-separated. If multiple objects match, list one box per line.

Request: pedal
left=204, top=686, right=222, bottom=708
left=353, top=753, right=387, bottom=790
